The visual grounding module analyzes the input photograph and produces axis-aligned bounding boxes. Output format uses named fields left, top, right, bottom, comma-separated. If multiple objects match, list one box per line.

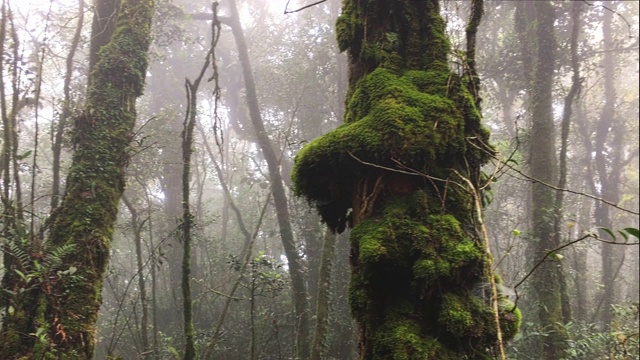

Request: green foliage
left=565, top=303, right=639, bottom=360
left=508, top=302, right=638, bottom=359
left=2, top=239, right=78, bottom=294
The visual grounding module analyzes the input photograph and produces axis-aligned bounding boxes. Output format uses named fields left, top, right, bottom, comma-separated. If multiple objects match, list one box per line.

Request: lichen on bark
left=292, top=0, right=518, bottom=358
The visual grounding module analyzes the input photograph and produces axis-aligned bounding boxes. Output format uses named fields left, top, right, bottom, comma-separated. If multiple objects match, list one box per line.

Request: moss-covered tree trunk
left=0, top=0, right=155, bottom=358
left=293, top=1, right=519, bottom=359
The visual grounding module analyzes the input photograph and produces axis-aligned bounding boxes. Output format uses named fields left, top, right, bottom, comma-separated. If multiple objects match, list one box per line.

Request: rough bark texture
left=0, top=0, right=155, bottom=358
left=293, top=1, right=520, bottom=358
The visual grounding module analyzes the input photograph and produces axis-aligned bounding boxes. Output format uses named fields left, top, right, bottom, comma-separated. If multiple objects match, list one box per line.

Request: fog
left=0, top=0, right=638, bottom=359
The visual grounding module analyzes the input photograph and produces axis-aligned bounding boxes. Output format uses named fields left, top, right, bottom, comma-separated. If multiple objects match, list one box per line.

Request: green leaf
left=17, top=150, right=32, bottom=160
left=553, top=253, right=564, bottom=260
left=618, top=230, right=629, bottom=242
left=597, top=226, right=617, bottom=241
left=14, top=269, right=28, bottom=282
left=8, top=305, right=15, bottom=316
left=622, top=227, right=639, bottom=240
left=167, top=346, right=180, bottom=359
left=512, top=229, right=521, bottom=237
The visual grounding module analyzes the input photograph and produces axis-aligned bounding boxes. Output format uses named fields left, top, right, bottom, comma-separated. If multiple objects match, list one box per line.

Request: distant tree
left=0, top=0, right=155, bottom=357
left=294, top=0, right=520, bottom=358
left=516, top=0, right=571, bottom=357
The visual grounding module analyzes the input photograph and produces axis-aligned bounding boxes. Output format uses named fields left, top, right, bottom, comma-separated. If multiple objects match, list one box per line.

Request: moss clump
left=412, top=215, right=483, bottom=287
left=292, top=68, right=488, bottom=232
left=499, top=299, right=522, bottom=341
left=439, top=294, right=474, bottom=334
left=372, top=320, right=429, bottom=359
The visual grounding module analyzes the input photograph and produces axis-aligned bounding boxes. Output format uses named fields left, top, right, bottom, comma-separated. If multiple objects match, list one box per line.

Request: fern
left=42, top=243, right=76, bottom=271
left=1, top=237, right=77, bottom=289
left=3, top=239, right=32, bottom=272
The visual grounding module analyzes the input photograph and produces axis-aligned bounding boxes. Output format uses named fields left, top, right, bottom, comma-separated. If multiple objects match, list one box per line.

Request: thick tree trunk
left=0, top=0, right=155, bottom=357
left=294, top=1, right=520, bottom=358
left=88, top=0, right=121, bottom=75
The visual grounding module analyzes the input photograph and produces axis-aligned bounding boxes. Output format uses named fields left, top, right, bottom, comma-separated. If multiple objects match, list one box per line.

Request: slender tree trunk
left=225, top=1, right=310, bottom=357
left=552, top=0, right=584, bottom=326
left=123, top=196, right=151, bottom=358
left=595, top=1, right=625, bottom=329
left=181, top=79, right=197, bottom=360
left=51, top=0, right=84, bottom=209
left=310, top=229, right=337, bottom=360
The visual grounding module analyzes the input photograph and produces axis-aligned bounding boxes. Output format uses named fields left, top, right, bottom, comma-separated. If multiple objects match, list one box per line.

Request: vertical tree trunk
left=0, top=0, right=155, bottom=357
left=123, top=196, right=151, bottom=358
left=225, top=1, right=311, bottom=357
left=51, top=0, right=84, bottom=210
left=294, top=1, right=520, bottom=358
left=88, top=0, right=121, bottom=75
left=526, top=1, right=569, bottom=358
left=181, top=79, right=197, bottom=360
left=595, top=1, right=624, bottom=329
left=552, top=0, right=584, bottom=325
left=310, top=229, right=337, bottom=360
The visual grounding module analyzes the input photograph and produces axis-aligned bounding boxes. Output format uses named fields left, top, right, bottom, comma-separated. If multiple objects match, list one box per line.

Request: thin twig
left=470, top=138, right=639, bottom=216
left=284, top=0, right=327, bottom=14
left=204, top=189, right=274, bottom=358
left=581, top=0, right=634, bottom=38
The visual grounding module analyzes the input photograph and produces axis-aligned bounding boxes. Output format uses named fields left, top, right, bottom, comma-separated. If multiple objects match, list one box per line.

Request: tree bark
left=0, top=0, right=155, bottom=357
left=595, top=1, right=625, bottom=329
left=525, top=1, right=570, bottom=358
left=294, top=0, right=520, bottom=358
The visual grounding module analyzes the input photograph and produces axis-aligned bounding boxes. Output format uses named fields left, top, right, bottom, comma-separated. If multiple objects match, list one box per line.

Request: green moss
left=335, top=1, right=356, bottom=52
left=411, top=215, right=483, bottom=288
left=439, top=294, right=474, bottom=334
left=292, top=68, right=484, bottom=231
left=499, top=299, right=522, bottom=340
left=373, top=320, right=429, bottom=360
left=353, top=220, right=389, bottom=264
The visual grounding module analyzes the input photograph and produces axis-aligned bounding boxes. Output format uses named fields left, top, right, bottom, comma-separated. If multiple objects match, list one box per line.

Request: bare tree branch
left=284, top=0, right=327, bottom=14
